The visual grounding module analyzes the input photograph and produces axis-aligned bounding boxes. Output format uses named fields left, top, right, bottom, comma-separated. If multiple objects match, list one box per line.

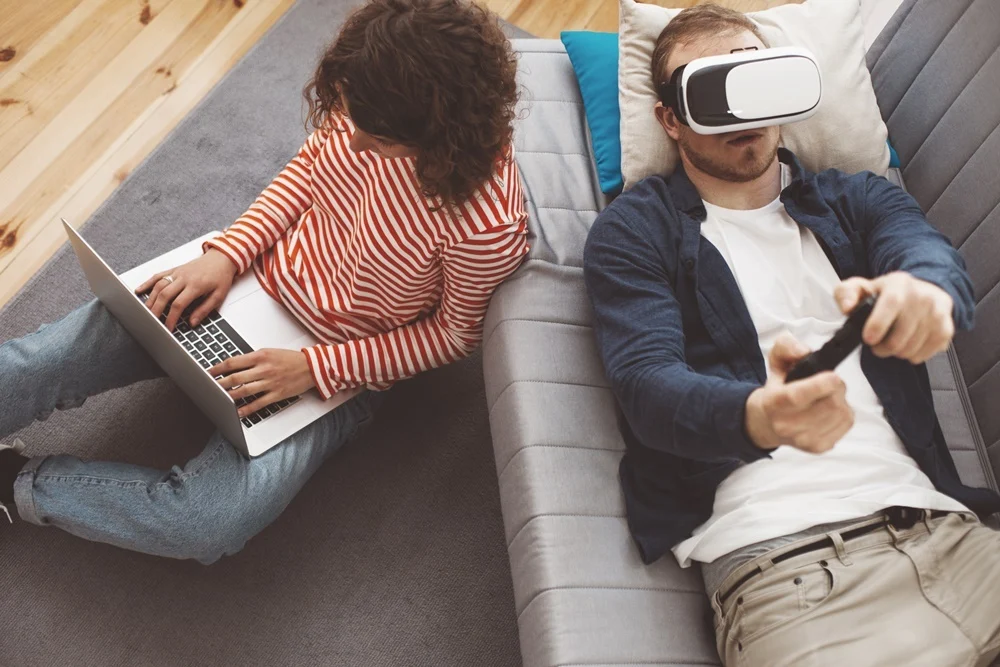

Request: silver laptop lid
left=61, top=219, right=248, bottom=453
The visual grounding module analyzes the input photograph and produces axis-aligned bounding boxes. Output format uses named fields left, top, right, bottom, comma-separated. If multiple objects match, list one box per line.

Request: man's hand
left=834, top=272, right=954, bottom=365
left=136, top=249, right=239, bottom=331
left=745, top=333, right=854, bottom=454
left=209, top=349, right=315, bottom=418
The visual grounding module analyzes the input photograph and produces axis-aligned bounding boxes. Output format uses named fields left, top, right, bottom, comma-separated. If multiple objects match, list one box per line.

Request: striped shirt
left=205, top=115, right=528, bottom=399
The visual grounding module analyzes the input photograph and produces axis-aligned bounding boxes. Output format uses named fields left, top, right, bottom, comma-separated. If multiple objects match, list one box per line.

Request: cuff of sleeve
left=203, top=237, right=249, bottom=275
left=714, top=382, right=772, bottom=463
left=302, top=346, right=359, bottom=400
left=303, top=346, right=335, bottom=400
left=906, top=267, right=975, bottom=331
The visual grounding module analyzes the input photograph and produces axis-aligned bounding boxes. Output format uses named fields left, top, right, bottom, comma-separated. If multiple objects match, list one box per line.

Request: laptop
left=62, top=219, right=360, bottom=457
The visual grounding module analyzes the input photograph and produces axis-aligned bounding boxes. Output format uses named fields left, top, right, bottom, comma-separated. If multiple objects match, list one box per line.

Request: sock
left=0, top=449, right=29, bottom=505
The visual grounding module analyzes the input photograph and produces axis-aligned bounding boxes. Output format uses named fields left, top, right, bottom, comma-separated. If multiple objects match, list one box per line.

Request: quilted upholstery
left=488, top=28, right=999, bottom=666
left=487, top=40, right=719, bottom=666
left=867, top=0, right=1000, bottom=486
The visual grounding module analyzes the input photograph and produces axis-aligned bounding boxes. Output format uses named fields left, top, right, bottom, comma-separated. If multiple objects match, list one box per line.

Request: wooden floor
left=0, top=0, right=297, bottom=308
left=484, top=0, right=621, bottom=37
left=0, top=0, right=668, bottom=309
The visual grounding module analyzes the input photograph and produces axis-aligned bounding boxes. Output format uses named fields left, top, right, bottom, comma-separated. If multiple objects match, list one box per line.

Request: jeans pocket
left=734, top=560, right=838, bottom=651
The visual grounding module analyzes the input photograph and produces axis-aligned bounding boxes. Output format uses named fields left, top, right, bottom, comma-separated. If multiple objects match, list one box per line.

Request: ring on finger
left=233, top=381, right=263, bottom=397
left=161, top=275, right=175, bottom=285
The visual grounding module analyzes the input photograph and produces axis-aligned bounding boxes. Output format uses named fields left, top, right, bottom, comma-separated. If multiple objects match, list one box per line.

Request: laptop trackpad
left=221, top=291, right=318, bottom=351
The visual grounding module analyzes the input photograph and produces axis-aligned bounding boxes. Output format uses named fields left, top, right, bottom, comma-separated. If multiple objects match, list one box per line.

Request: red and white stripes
left=205, top=115, right=528, bottom=399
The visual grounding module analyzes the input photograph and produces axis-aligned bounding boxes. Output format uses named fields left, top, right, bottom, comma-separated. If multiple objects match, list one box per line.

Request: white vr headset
left=657, top=46, right=823, bottom=135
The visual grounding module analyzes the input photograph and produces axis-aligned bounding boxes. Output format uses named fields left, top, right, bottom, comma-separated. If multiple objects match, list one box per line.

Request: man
left=0, top=0, right=526, bottom=562
left=583, top=5, right=1000, bottom=666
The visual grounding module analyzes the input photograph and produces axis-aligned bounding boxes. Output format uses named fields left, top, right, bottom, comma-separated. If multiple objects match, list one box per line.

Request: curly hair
left=304, top=0, right=519, bottom=207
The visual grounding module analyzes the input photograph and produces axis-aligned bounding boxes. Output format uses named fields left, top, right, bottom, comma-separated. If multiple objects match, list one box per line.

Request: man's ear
left=654, top=101, right=682, bottom=142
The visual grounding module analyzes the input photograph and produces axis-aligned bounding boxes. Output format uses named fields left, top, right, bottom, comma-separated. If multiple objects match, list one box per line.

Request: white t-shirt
left=671, top=180, right=968, bottom=568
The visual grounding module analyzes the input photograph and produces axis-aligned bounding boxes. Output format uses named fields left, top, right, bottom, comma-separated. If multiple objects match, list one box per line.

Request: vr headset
left=657, top=46, right=823, bottom=135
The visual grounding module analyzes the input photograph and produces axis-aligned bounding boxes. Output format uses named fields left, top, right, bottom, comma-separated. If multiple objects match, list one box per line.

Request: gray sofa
left=485, top=2, right=1000, bottom=665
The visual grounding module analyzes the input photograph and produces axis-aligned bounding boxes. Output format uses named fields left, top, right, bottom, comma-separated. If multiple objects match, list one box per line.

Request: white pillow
left=618, top=0, right=890, bottom=189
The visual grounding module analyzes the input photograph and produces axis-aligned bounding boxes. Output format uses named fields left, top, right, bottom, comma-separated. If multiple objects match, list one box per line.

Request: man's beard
left=678, top=132, right=778, bottom=183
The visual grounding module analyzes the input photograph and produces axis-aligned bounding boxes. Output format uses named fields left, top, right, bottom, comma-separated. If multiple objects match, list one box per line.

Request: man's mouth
left=726, top=131, right=763, bottom=147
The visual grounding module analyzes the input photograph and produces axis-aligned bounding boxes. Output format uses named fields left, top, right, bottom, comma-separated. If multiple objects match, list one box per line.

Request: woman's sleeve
left=302, top=158, right=529, bottom=398
left=203, top=124, right=330, bottom=274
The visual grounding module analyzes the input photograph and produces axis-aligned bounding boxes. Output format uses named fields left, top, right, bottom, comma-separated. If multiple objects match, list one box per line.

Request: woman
left=0, top=0, right=527, bottom=563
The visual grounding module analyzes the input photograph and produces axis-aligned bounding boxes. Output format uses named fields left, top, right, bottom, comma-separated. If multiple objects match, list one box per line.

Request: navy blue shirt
left=583, top=149, right=1000, bottom=564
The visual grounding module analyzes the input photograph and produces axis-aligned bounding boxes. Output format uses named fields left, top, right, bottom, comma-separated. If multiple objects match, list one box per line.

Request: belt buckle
left=885, top=506, right=921, bottom=530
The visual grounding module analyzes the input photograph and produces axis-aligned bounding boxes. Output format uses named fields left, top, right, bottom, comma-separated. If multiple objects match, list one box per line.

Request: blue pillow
left=887, top=141, right=901, bottom=168
left=560, top=30, right=899, bottom=190
left=560, top=31, right=623, bottom=195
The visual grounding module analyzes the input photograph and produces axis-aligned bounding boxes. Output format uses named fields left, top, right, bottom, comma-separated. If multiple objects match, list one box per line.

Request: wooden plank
left=494, top=0, right=805, bottom=36
left=0, top=0, right=129, bottom=90
left=0, top=0, right=174, bottom=172
left=475, top=0, right=521, bottom=23
left=0, top=0, right=87, bottom=69
left=645, top=0, right=801, bottom=8
left=506, top=0, right=609, bottom=38
left=0, top=0, right=296, bottom=308
left=584, top=0, right=620, bottom=32
left=0, top=0, right=229, bottom=268
left=2, top=0, right=241, bottom=209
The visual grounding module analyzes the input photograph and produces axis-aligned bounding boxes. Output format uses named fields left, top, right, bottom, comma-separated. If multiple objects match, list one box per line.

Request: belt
left=716, top=507, right=950, bottom=606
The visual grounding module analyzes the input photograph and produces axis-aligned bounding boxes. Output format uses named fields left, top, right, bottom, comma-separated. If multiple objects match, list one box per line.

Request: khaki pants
left=710, top=512, right=1000, bottom=667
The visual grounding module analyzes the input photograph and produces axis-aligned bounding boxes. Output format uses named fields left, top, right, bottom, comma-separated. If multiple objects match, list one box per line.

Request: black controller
left=785, top=296, right=877, bottom=383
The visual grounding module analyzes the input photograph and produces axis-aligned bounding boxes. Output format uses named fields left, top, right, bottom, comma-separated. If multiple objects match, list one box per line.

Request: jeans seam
left=33, top=439, right=229, bottom=491
left=33, top=476, right=149, bottom=488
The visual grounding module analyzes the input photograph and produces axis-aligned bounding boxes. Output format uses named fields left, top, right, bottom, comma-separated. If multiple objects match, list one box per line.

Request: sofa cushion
left=492, top=31, right=999, bottom=667
left=510, top=39, right=606, bottom=269
left=493, top=40, right=724, bottom=667
left=867, top=0, right=1000, bottom=489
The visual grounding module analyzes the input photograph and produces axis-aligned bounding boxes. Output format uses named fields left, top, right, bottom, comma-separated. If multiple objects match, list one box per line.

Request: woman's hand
left=209, top=349, right=316, bottom=418
left=834, top=272, right=955, bottom=364
left=136, top=249, right=238, bottom=331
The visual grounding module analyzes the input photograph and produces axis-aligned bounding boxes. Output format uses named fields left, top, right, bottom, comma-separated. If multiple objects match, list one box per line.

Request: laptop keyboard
left=138, top=293, right=299, bottom=429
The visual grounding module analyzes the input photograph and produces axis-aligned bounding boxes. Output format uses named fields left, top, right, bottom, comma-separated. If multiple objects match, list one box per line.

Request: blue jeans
left=1, top=300, right=383, bottom=563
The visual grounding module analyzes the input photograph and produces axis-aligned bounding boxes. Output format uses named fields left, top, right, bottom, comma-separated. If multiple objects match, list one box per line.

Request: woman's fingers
left=143, top=275, right=169, bottom=309
left=163, top=287, right=201, bottom=332
left=209, top=350, right=260, bottom=378
left=217, top=366, right=267, bottom=391
left=239, top=391, right=281, bottom=418
left=136, top=270, right=168, bottom=295
left=227, top=379, right=269, bottom=402
left=148, top=278, right=185, bottom=320
left=188, top=289, right=222, bottom=328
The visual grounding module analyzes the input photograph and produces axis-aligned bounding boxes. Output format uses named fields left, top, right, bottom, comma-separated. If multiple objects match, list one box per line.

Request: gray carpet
left=0, top=2, right=530, bottom=665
